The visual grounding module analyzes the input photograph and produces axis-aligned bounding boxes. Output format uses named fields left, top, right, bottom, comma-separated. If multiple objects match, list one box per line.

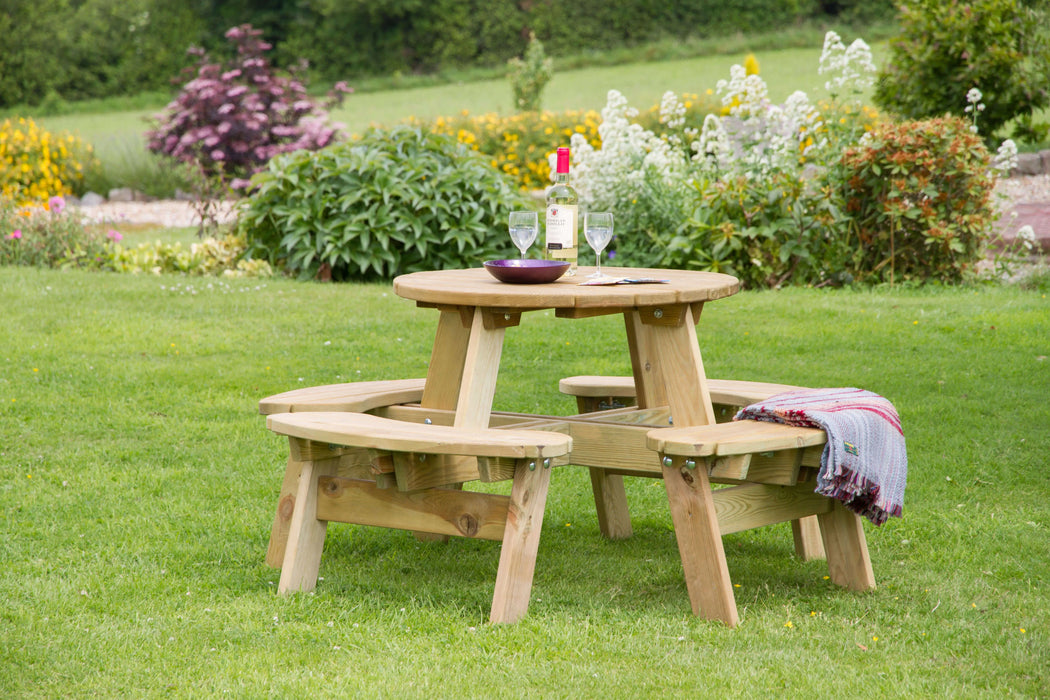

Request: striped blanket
left=734, top=388, right=907, bottom=526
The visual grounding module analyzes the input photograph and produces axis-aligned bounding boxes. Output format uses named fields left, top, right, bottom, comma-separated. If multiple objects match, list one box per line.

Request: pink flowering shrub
left=0, top=197, right=112, bottom=269
left=146, top=24, right=351, bottom=187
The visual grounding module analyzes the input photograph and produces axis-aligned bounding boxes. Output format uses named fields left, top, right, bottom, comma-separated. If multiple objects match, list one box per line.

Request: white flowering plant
left=567, top=89, right=691, bottom=265
left=568, top=31, right=1013, bottom=286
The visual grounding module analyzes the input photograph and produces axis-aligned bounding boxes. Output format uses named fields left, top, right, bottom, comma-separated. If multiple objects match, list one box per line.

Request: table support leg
left=490, top=460, right=552, bottom=624
left=662, top=456, right=740, bottom=627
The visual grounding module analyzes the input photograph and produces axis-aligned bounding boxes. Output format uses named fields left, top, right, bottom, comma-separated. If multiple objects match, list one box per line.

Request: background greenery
left=33, top=44, right=886, bottom=199
left=0, top=0, right=898, bottom=109
left=0, top=267, right=1046, bottom=696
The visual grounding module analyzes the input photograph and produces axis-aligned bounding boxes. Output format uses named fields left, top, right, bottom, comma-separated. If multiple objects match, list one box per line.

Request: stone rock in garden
left=108, top=187, right=150, bottom=202
left=174, top=189, right=196, bottom=201
left=1013, top=152, right=1044, bottom=177
left=79, top=192, right=106, bottom=207
left=1040, top=149, right=1050, bottom=174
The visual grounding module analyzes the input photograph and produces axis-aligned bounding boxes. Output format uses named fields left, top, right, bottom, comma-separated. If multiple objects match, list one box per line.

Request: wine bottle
left=545, top=146, right=578, bottom=275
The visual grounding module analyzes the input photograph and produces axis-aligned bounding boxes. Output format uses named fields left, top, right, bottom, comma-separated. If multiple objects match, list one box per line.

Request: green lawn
left=1, top=267, right=1047, bottom=697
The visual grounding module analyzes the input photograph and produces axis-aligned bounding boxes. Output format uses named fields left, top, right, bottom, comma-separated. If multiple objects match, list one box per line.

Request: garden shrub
left=238, top=125, right=531, bottom=281
left=508, top=32, right=554, bottom=113
left=874, top=0, right=1050, bottom=143
left=146, top=24, right=351, bottom=185
left=0, top=118, right=96, bottom=205
left=108, top=233, right=273, bottom=277
left=0, top=196, right=112, bottom=269
left=839, top=116, right=999, bottom=284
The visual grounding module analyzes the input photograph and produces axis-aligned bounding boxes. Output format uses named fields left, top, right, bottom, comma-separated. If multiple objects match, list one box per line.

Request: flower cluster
left=570, top=90, right=684, bottom=210
left=818, top=31, right=877, bottom=100
left=420, top=109, right=601, bottom=191
left=0, top=118, right=96, bottom=205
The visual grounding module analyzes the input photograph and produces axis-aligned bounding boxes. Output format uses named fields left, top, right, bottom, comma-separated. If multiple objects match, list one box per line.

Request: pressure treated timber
left=259, top=378, right=426, bottom=415
left=315, top=476, right=509, bottom=540
left=266, top=411, right=571, bottom=461
left=647, top=420, right=827, bottom=457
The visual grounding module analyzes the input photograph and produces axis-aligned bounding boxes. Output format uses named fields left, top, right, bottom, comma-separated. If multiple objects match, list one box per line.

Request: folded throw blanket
left=734, top=388, right=907, bottom=526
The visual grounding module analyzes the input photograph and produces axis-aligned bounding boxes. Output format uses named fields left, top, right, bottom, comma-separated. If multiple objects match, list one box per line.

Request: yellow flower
left=744, top=53, right=760, bottom=76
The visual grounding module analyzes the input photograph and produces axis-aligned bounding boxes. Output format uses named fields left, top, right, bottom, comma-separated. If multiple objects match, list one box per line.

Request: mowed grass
left=1, top=267, right=1047, bottom=697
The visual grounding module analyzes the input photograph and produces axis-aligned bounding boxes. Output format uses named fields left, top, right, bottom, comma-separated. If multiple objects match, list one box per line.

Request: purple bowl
left=483, top=259, right=570, bottom=284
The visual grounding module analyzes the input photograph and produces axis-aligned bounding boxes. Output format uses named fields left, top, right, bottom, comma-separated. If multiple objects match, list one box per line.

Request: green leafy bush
left=874, top=0, right=1050, bottom=143
left=839, top=116, right=998, bottom=284
left=238, top=125, right=531, bottom=281
left=663, top=170, right=848, bottom=288
left=108, top=233, right=273, bottom=277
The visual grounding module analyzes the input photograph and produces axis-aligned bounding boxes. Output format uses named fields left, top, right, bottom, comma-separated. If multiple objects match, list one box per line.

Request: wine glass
left=508, top=211, right=538, bottom=260
left=584, top=212, right=614, bottom=279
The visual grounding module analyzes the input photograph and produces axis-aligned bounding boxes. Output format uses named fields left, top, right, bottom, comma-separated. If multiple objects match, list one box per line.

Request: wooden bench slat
left=647, top=420, right=827, bottom=457
left=259, top=378, right=427, bottom=415
left=267, top=411, right=571, bottom=459
left=558, top=375, right=803, bottom=408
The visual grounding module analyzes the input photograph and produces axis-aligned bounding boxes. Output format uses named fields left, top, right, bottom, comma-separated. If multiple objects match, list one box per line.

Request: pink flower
left=7, top=229, right=22, bottom=240
left=106, top=229, right=123, bottom=242
left=49, top=195, right=66, bottom=215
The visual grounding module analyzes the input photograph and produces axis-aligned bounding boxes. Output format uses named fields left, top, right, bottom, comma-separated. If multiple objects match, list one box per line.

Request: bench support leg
left=573, top=395, right=634, bottom=540
left=662, top=456, right=739, bottom=627
left=490, top=460, right=552, bottom=624
left=267, top=454, right=301, bottom=568
left=278, top=452, right=340, bottom=594
left=818, top=501, right=876, bottom=591
left=589, top=469, right=633, bottom=540
left=792, top=515, right=827, bottom=561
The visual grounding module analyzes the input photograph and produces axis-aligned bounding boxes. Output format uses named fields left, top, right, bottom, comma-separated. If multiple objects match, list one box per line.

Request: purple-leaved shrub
left=147, top=24, right=351, bottom=188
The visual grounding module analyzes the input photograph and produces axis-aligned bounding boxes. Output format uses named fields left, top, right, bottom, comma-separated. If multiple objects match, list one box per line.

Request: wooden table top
left=393, top=266, right=740, bottom=310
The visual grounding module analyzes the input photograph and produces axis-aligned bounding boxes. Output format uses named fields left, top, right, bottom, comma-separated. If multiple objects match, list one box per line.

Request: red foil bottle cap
left=556, top=147, right=570, bottom=173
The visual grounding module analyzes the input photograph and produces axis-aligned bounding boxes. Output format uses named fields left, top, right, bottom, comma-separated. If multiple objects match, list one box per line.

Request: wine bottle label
left=545, top=204, right=577, bottom=250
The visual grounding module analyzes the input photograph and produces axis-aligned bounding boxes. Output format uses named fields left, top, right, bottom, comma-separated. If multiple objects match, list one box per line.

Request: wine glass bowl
left=508, top=210, right=539, bottom=259
left=583, top=212, right=614, bottom=279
